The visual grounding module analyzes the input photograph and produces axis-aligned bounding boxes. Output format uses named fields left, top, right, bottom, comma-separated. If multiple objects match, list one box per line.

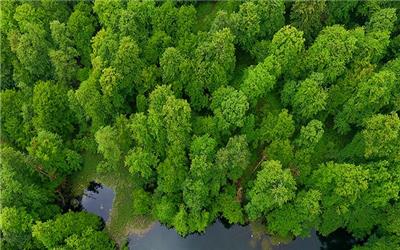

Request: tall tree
left=270, top=25, right=305, bottom=79
left=335, top=70, right=397, bottom=134
left=292, top=73, right=328, bottom=121
left=266, top=190, right=321, bottom=238
left=290, top=0, right=327, bottom=43
left=306, top=25, right=358, bottom=84
left=252, top=0, right=285, bottom=39
left=28, top=131, right=82, bottom=177
left=310, top=162, right=369, bottom=235
left=245, top=160, right=296, bottom=220
left=211, top=86, right=249, bottom=133
left=362, top=113, right=400, bottom=161
left=0, top=146, right=59, bottom=219
left=33, top=81, right=75, bottom=137
left=216, top=135, right=250, bottom=181
left=0, top=207, right=34, bottom=250
left=241, top=55, right=281, bottom=107
left=189, top=28, right=236, bottom=110
left=32, top=212, right=114, bottom=250
left=67, top=1, right=97, bottom=67
left=230, top=1, right=261, bottom=50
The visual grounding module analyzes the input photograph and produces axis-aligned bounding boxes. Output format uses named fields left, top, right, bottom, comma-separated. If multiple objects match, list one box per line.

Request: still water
left=128, top=221, right=321, bottom=250
left=81, top=182, right=114, bottom=221
left=81, top=182, right=358, bottom=250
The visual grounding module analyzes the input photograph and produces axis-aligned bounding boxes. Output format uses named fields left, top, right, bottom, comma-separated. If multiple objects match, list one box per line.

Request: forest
left=0, top=0, right=399, bottom=249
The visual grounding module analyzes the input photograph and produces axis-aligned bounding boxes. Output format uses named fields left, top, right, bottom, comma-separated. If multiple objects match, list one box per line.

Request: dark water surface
left=128, top=221, right=321, bottom=250
left=81, top=182, right=114, bottom=221
left=81, top=183, right=358, bottom=250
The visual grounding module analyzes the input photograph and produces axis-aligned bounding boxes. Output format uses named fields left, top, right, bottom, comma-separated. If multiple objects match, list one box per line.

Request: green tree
left=335, top=70, right=397, bottom=134
left=67, top=1, right=97, bottom=67
left=9, top=3, right=52, bottom=86
left=33, top=81, right=75, bottom=137
left=98, top=67, right=124, bottom=110
left=95, top=126, right=122, bottom=171
left=93, top=0, right=123, bottom=30
left=176, top=5, right=196, bottom=38
left=129, top=112, right=153, bottom=150
left=190, top=28, right=235, bottom=110
left=113, top=36, right=142, bottom=80
left=306, top=25, right=358, bottom=83
left=132, top=188, right=152, bottom=216
left=190, top=134, right=217, bottom=161
left=28, top=131, right=82, bottom=176
left=32, top=212, right=114, bottom=249
left=162, top=96, right=192, bottom=147
left=160, top=47, right=190, bottom=97
left=210, top=10, right=233, bottom=33
left=183, top=146, right=223, bottom=215
left=211, top=86, right=249, bottom=132
left=153, top=195, right=177, bottom=225
left=0, top=29, right=14, bottom=89
left=362, top=113, right=400, bottom=161
left=73, top=77, right=112, bottom=131
left=245, top=160, right=296, bottom=220
left=310, top=162, right=369, bottom=235
left=292, top=73, right=328, bottom=120
left=49, top=18, right=81, bottom=85
left=216, top=135, right=250, bottom=181
left=173, top=205, right=189, bottom=236
left=144, top=30, right=172, bottom=64
left=0, top=89, right=33, bottom=148
left=118, top=0, right=154, bottom=46
left=241, top=55, right=281, bottom=107
left=151, top=0, right=177, bottom=37
left=258, top=109, right=295, bottom=143
left=270, top=25, right=305, bottom=79
left=0, top=146, right=58, bottom=219
left=252, top=0, right=285, bottom=39
left=326, top=1, right=359, bottom=26
left=267, top=139, right=294, bottom=167
left=353, top=235, right=400, bottom=250
left=248, top=39, right=270, bottom=62
left=156, top=144, right=188, bottom=195
left=353, top=8, right=397, bottom=64
left=217, top=185, right=245, bottom=224
left=64, top=228, right=115, bottom=250
left=125, top=147, right=158, bottom=181
left=290, top=0, right=327, bottom=43
left=0, top=207, right=34, bottom=249
left=91, top=29, right=118, bottom=65
left=266, top=190, right=321, bottom=238
left=49, top=47, right=78, bottom=86
left=294, top=119, right=324, bottom=175
left=231, top=1, right=261, bottom=50
left=361, top=161, right=400, bottom=208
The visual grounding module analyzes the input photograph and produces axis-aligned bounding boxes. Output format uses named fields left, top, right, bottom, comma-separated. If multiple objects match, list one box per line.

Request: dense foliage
left=1, top=1, right=399, bottom=249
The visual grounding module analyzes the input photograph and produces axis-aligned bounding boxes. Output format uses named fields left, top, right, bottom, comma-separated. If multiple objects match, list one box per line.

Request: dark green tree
left=211, top=86, right=249, bottom=133
left=290, top=0, right=327, bottom=43
left=32, top=212, right=114, bottom=250
left=245, top=160, right=296, bottom=220
left=33, top=81, right=75, bottom=137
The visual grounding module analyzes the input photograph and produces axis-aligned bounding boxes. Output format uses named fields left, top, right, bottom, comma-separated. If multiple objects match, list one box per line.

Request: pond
left=81, top=181, right=114, bottom=221
left=80, top=182, right=359, bottom=250
left=128, top=221, right=321, bottom=250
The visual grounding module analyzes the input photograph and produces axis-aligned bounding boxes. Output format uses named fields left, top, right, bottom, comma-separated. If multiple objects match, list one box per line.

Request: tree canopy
left=1, top=1, right=399, bottom=249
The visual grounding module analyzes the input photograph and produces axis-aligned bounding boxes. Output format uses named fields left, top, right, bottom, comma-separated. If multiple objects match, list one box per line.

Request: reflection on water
left=81, top=181, right=114, bottom=221
left=318, top=229, right=365, bottom=250
left=80, top=182, right=359, bottom=250
left=128, top=221, right=322, bottom=250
